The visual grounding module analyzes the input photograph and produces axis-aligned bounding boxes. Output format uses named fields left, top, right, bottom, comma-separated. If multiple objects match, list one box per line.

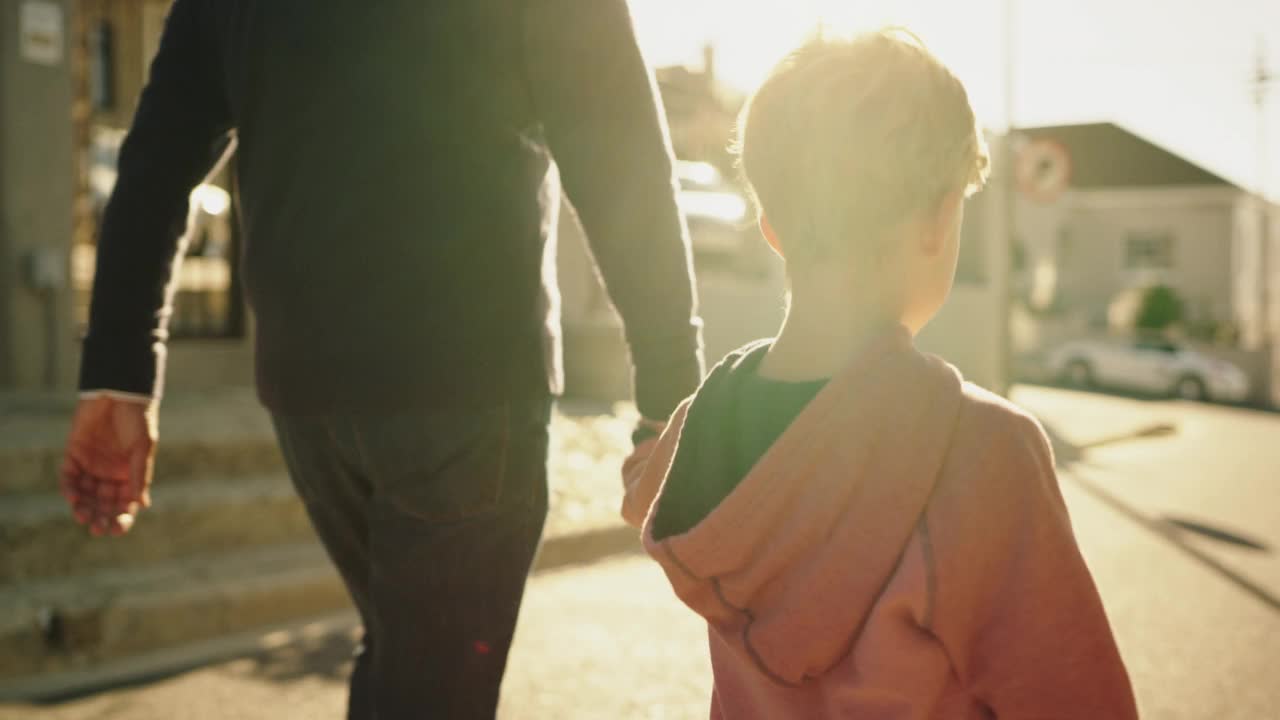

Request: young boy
left=621, top=30, right=1138, bottom=719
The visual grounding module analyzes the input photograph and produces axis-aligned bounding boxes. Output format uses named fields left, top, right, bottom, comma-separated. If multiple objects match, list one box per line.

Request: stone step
left=0, top=392, right=646, bottom=696
left=0, top=435, right=286, bottom=499
left=0, top=389, right=284, bottom=498
left=0, top=525, right=642, bottom=695
left=0, top=475, right=315, bottom=585
left=0, top=542, right=348, bottom=684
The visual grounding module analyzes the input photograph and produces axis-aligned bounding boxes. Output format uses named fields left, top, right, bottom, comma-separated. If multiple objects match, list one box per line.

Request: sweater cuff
left=79, top=389, right=157, bottom=406
left=78, top=333, right=168, bottom=402
left=631, top=326, right=704, bottom=420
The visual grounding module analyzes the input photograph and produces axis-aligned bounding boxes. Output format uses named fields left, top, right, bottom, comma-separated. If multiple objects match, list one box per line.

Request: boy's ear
left=920, top=190, right=964, bottom=257
left=760, top=214, right=785, bottom=259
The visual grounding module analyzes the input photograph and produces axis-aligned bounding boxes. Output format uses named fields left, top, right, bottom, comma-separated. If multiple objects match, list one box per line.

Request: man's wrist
left=637, top=417, right=666, bottom=433
left=631, top=417, right=666, bottom=447
left=79, top=389, right=156, bottom=407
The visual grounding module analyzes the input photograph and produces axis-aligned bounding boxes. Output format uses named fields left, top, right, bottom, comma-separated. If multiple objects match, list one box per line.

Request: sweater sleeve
left=522, top=0, right=704, bottom=420
left=78, top=0, right=232, bottom=399
left=928, top=412, right=1138, bottom=719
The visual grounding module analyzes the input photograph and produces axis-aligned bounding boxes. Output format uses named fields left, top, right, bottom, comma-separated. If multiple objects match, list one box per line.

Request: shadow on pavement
left=1163, top=516, right=1271, bottom=553
left=26, top=544, right=653, bottom=707
left=27, top=627, right=360, bottom=707
left=1078, top=423, right=1178, bottom=450
left=225, top=628, right=358, bottom=686
left=1041, top=422, right=1086, bottom=468
left=1037, top=419, right=1280, bottom=613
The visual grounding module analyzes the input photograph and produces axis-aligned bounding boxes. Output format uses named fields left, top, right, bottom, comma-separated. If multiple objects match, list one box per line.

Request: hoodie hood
left=626, top=326, right=964, bottom=686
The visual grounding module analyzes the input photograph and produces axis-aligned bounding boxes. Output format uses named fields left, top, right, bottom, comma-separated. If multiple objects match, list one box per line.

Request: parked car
left=1045, top=336, right=1251, bottom=403
left=673, top=161, right=773, bottom=278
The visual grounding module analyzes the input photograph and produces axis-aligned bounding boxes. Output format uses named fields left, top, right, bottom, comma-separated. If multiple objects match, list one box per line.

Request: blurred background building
left=558, top=43, right=1013, bottom=399
left=0, top=0, right=1275, bottom=405
left=1, top=0, right=248, bottom=399
left=0, top=0, right=1016, bottom=402
left=1008, top=123, right=1280, bottom=405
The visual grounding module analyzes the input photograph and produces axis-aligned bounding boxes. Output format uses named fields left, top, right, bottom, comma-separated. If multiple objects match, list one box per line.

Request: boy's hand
left=619, top=400, right=691, bottom=528
left=60, top=395, right=158, bottom=536
left=625, top=416, right=667, bottom=478
left=621, top=417, right=667, bottom=528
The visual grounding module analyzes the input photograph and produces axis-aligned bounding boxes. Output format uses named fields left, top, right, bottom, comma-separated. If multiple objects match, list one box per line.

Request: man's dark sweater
left=80, top=0, right=704, bottom=418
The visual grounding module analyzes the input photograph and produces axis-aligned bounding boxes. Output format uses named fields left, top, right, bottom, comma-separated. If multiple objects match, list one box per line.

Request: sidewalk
left=0, top=556, right=713, bottom=720
left=7, top=383, right=1280, bottom=719
left=0, top=390, right=645, bottom=699
left=7, top=385, right=1278, bottom=719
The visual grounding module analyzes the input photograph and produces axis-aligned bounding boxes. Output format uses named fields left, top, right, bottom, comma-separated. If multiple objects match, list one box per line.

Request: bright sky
left=628, top=0, right=1280, bottom=201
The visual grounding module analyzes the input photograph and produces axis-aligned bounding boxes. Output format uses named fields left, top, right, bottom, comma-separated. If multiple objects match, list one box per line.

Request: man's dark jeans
left=270, top=398, right=551, bottom=719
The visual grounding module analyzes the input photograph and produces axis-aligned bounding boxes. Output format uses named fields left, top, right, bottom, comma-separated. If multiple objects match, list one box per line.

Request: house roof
left=1018, top=122, right=1239, bottom=191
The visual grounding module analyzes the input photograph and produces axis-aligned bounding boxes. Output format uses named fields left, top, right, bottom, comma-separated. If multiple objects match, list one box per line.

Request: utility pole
left=1254, top=39, right=1272, bottom=199
left=1255, top=38, right=1270, bottom=342
left=1254, top=37, right=1277, bottom=403
left=996, top=0, right=1017, bottom=395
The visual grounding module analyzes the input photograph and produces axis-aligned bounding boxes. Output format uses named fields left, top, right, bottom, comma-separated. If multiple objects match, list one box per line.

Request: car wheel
left=1064, top=359, right=1094, bottom=389
left=1174, top=376, right=1207, bottom=402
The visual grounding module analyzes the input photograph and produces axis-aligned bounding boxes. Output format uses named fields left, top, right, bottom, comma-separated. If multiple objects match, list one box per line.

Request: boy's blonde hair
left=737, top=29, right=989, bottom=265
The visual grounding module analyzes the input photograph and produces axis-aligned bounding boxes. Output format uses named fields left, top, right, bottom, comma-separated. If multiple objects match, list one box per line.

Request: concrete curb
left=0, top=523, right=641, bottom=702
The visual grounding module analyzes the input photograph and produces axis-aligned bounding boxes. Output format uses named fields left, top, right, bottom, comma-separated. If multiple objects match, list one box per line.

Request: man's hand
left=629, top=417, right=667, bottom=448
left=60, top=395, right=158, bottom=536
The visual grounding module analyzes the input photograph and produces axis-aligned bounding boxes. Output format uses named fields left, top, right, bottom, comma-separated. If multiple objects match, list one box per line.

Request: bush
left=1134, top=284, right=1184, bottom=331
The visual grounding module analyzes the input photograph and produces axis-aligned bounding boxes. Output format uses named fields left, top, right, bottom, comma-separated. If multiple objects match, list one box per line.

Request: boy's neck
left=759, top=293, right=903, bottom=383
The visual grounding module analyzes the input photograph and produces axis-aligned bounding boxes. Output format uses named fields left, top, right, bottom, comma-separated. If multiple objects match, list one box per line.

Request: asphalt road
left=4, top=386, right=1278, bottom=719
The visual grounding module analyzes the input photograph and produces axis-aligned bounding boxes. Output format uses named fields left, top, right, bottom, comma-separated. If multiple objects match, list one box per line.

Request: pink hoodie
left=622, top=328, right=1137, bottom=719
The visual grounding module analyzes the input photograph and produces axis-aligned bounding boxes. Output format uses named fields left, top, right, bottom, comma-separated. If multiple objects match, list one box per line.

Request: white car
left=674, top=161, right=773, bottom=279
left=1045, top=337, right=1251, bottom=403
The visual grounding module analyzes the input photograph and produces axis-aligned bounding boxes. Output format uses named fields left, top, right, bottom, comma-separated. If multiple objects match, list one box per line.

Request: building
left=1, top=0, right=252, bottom=397
left=1011, top=122, right=1280, bottom=403
left=654, top=46, right=744, bottom=173
left=558, top=135, right=1014, bottom=400
left=1, top=3, right=1010, bottom=402
left=1017, top=123, right=1277, bottom=343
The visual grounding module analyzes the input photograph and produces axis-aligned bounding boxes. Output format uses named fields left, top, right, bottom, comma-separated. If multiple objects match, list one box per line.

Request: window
left=1125, top=231, right=1175, bottom=270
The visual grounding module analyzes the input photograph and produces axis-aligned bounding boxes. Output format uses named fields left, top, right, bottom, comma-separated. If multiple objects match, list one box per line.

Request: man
left=60, top=1, right=703, bottom=717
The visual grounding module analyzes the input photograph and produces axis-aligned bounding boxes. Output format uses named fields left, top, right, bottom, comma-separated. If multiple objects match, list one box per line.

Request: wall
left=919, top=282, right=1005, bottom=391
left=918, top=135, right=1011, bottom=394
left=557, top=196, right=787, bottom=403
left=1053, top=187, right=1237, bottom=329
left=1270, top=204, right=1280, bottom=406
left=558, top=136, right=1013, bottom=401
left=0, top=0, right=77, bottom=391
left=560, top=219, right=1011, bottom=402
left=0, top=0, right=11, bottom=386
left=166, top=338, right=255, bottom=391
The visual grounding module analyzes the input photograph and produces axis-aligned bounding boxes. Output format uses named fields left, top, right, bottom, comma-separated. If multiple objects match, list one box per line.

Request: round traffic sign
left=1016, top=138, right=1072, bottom=203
